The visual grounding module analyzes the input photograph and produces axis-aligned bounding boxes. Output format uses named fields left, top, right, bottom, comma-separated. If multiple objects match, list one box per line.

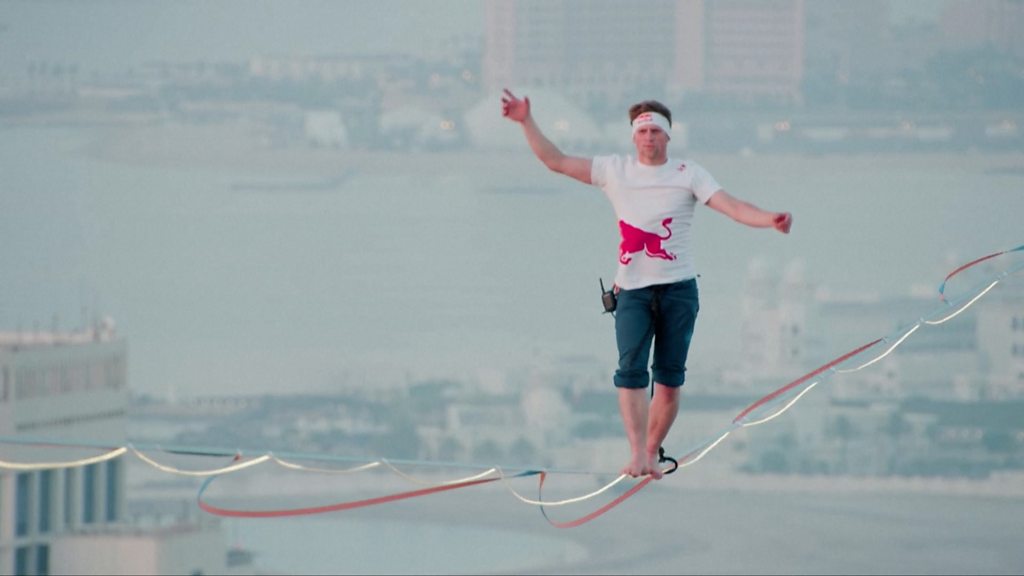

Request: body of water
left=4, top=122, right=1024, bottom=575
left=2, top=124, right=1023, bottom=397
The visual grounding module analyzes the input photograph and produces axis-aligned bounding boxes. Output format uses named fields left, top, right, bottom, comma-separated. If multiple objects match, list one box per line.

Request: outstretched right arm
left=502, top=89, right=592, bottom=185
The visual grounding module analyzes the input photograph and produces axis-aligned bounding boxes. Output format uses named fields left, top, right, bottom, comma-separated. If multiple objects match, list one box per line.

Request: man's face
left=632, top=125, right=669, bottom=163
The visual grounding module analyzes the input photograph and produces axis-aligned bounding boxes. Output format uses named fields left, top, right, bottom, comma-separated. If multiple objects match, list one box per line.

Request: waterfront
left=4, top=3, right=1024, bottom=573
left=4, top=119, right=1024, bottom=574
left=3, top=122, right=1023, bottom=400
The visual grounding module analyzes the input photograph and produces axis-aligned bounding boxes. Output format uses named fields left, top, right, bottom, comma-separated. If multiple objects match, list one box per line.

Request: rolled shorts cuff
left=613, top=370, right=650, bottom=389
left=651, top=369, right=686, bottom=388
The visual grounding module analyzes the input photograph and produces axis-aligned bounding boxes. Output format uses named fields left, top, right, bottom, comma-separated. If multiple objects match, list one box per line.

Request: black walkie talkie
left=600, top=278, right=617, bottom=314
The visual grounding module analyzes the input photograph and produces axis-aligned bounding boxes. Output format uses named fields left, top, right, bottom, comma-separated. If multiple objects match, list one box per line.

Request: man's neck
left=637, top=154, right=668, bottom=166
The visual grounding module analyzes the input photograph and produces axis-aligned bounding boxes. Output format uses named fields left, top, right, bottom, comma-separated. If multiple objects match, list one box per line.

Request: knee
left=653, top=382, right=681, bottom=401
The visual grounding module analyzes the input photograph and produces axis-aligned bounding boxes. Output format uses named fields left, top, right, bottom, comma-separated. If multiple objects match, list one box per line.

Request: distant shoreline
left=10, top=117, right=1021, bottom=179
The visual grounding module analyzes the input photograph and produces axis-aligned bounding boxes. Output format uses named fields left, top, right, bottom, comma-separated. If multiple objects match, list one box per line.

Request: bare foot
left=621, top=453, right=664, bottom=479
left=645, top=452, right=664, bottom=480
left=621, top=453, right=647, bottom=477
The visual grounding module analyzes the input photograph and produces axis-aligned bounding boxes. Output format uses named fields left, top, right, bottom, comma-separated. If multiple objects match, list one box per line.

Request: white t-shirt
left=591, top=155, right=721, bottom=290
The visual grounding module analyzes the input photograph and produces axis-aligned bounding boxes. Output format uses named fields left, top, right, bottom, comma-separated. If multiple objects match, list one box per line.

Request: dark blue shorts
left=613, top=278, right=699, bottom=389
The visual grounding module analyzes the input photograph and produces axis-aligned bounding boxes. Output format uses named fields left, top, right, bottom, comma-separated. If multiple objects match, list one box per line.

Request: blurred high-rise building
left=483, top=0, right=805, bottom=107
left=941, top=0, right=1024, bottom=59
left=700, top=0, right=805, bottom=103
left=484, top=0, right=678, bottom=107
left=802, top=0, right=892, bottom=105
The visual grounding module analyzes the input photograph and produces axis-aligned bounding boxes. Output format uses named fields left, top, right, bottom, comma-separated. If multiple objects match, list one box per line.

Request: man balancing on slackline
left=501, top=89, right=792, bottom=478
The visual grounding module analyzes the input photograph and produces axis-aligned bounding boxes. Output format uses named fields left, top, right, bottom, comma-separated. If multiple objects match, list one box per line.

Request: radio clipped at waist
left=600, top=278, right=616, bottom=314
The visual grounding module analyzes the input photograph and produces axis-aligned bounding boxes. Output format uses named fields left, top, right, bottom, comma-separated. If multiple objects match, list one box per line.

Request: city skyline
left=2, top=2, right=1023, bottom=574
left=0, top=1, right=978, bottom=82
left=2, top=1, right=1023, bottom=401
left=3, top=0, right=1022, bottom=124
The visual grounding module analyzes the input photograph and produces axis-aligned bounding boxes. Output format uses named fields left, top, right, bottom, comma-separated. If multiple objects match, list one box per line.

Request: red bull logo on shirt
left=618, top=218, right=675, bottom=265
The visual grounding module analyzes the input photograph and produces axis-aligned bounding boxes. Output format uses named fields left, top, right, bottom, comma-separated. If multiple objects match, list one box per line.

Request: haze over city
left=1, top=1, right=1023, bottom=574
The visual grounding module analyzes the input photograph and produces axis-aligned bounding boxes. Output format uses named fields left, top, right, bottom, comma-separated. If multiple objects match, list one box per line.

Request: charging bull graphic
left=619, top=218, right=675, bottom=265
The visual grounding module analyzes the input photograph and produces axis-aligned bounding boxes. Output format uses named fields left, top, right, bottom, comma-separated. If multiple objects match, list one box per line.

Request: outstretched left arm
left=706, top=189, right=792, bottom=234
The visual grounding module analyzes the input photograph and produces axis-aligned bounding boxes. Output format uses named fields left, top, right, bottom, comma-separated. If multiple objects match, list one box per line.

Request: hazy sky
left=0, top=0, right=483, bottom=75
left=1, top=1, right=943, bottom=77
left=889, top=0, right=945, bottom=23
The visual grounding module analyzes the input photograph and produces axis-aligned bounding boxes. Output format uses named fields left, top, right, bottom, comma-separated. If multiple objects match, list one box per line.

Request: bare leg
left=645, top=383, right=681, bottom=479
left=618, top=387, right=651, bottom=477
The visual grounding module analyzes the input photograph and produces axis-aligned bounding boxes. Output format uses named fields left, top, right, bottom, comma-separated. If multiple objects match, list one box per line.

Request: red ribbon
left=733, top=338, right=883, bottom=424
left=538, top=472, right=653, bottom=529
left=197, top=470, right=537, bottom=518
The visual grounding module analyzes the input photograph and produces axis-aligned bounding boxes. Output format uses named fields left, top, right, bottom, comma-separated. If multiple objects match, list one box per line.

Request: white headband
left=631, top=111, right=671, bottom=138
